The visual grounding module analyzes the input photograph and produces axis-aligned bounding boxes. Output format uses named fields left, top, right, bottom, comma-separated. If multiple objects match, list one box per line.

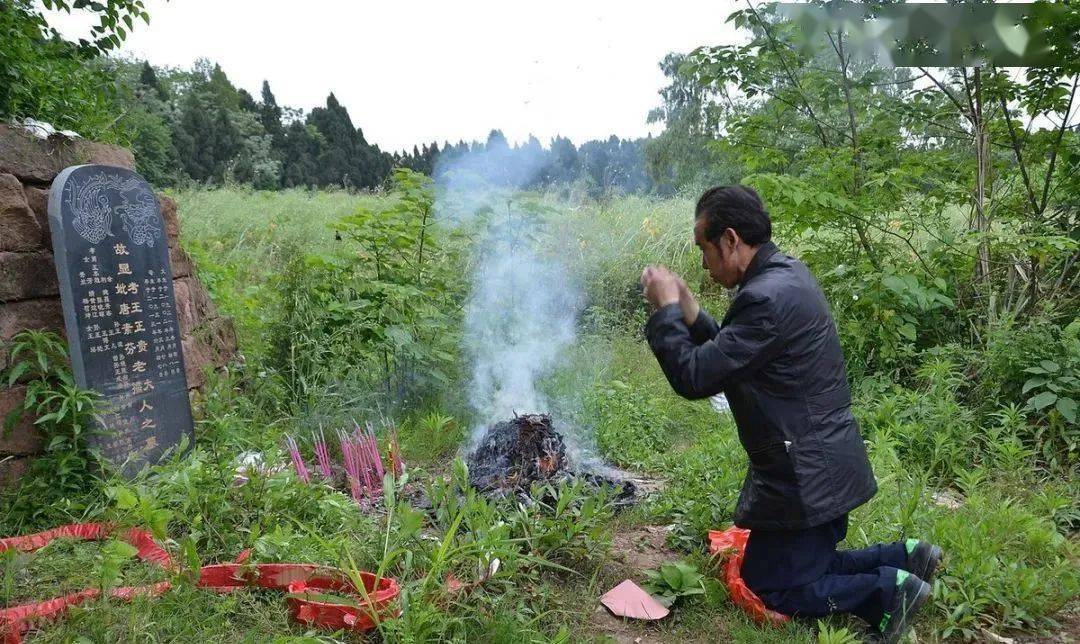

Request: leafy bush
left=266, top=169, right=463, bottom=413
left=1, top=331, right=105, bottom=530
left=642, top=560, right=706, bottom=608
left=928, top=491, right=1080, bottom=639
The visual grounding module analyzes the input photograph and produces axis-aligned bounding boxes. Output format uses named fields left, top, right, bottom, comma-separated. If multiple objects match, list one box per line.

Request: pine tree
left=281, top=121, right=321, bottom=188
left=486, top=129, right=509, bottom=151
left=205, top=62, right=241, bottom=110
left=259, top=80, right=285, bottom=152
left=424, top=141, right=440, bottom=174
left=238, top=88, right=258, bottom=113
left=548, top=136, right=580, bottom=184
left=138, top=62, right=167, bottom=101
left=307, top=92, right=389, bottom=188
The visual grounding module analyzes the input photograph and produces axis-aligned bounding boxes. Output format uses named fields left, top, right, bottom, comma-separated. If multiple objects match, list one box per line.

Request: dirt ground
left=587, top=524, right=683, bottom=644
left=1016, top=603, right=1080, bottom=644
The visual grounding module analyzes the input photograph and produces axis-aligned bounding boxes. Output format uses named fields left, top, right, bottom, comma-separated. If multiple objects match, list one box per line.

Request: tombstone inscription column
left=47, top=164, right=194, bottom=474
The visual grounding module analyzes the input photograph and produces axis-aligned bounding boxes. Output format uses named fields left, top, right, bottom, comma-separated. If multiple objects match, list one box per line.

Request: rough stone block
left=0, top=298, right=65, bottom=343
left=157, top=194, right=180, bottom=246
left=181, top=331, right=213, bottom=390
left=181, top=317, right=238, bottom=390
left=173, top=276, right=217, bottom=336
left=208, top=315, right=239, bottom=364
left=21, top=185, right=49, bottom=245
left=0, top=457, right=29, bottom=486
left=0, top=386, right=44, bottom=455
left=0, top=174, right=43, bottom=252
left=0, top=251, right=58, bottom=301
left=0, top=124, right=134, bottom=184
left=170, top=245, right=194, bottom=278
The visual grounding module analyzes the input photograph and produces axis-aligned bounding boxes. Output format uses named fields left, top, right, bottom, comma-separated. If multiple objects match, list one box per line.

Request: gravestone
left=47, top=164, right=193, bottom=474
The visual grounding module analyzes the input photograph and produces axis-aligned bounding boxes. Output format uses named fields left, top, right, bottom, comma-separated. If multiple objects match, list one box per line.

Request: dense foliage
left=643, top=3, right=1080, bottom=461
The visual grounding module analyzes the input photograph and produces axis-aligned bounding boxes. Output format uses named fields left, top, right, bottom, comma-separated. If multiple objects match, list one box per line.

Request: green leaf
left=1022, top=377, right=1047, bottom=393
left=660, top=564, right=684, bottom=590
left=1039, top=360, right=1060, bottom=373
left=148, top=509, right=171, bottom=540
left=103, top=539, right=139, bottom=560
left=651, top=593, right=676, bottom=608
left=1056, top=397, right=1077, bottom=423
left=180, top=536, right=200, bottom=579
left=1028, top=391, right=1058, bottom=410
left=6, top=361, right=29, bottom=387
left=881, top=275, right=906, bottom=295
left=108, top=486, right=138, bottom=510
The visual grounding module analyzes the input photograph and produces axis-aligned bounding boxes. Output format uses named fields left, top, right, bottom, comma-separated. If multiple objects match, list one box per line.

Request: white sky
left=45, top=1, right=742, bottom=153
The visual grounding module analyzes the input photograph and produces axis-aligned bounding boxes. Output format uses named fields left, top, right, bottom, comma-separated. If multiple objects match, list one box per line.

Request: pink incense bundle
left=284, top=434, right=311, bottom=483
left=362, top=421, right=385, bottom=481
left=388, top=428, right=405, bottom=478
left=337, top=429, right=363, bottom=502
left=313, top=427, right=333, bottom=479
left=352, top=429, right=378, bottom=497
left=351, top=421, right=383, bottom=491
left=356, top=423, right=382, bottom=492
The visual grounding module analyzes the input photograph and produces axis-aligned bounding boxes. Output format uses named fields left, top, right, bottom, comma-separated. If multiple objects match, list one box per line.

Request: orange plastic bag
left=707, top=526, right=790, bottom=625
left=0, top=523, right=398, bottom=643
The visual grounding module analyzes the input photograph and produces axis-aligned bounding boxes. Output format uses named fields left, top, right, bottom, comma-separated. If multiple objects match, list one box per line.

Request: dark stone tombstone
left=47, top=165, right=193, bottom=474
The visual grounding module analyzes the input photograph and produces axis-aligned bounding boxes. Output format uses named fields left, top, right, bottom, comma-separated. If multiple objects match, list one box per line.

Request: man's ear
left=722, top=227, right=740, bottom=251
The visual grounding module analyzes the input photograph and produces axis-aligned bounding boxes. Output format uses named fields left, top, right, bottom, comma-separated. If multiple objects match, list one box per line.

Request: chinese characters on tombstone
left=47, top=165, right=194, bottom=474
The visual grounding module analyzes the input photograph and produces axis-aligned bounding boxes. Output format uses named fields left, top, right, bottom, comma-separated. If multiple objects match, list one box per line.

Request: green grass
left=3, top=186, right=1076, bottom=642
left=170, top=186, right=387, bottom=359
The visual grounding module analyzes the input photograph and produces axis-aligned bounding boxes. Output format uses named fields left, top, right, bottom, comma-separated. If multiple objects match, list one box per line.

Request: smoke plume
left=433, top=142, right=582, bottom=442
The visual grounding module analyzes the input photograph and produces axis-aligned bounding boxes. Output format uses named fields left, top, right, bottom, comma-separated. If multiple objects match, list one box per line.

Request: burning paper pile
left=466, top=413, right=637, bottom=506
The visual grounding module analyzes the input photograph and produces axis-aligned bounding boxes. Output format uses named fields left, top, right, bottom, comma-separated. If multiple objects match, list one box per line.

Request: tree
left=280, top=121, right=322, bottom=188
left=307, top=92, right=385, bottom=189
left=645, top=53, right=733, bottom=191
left=0, top=0, right=157, bottom=140
left=546, top=136, right=580, bottom=184
left=259, top=80, right=284, bottom=143
left=138, top=61, right=168, bottom=102
left=173, top=89, right=241, bottom=184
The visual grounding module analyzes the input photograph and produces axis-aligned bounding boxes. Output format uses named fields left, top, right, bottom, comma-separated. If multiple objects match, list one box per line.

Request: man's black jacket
left=645, top=242, right=877, bottom=530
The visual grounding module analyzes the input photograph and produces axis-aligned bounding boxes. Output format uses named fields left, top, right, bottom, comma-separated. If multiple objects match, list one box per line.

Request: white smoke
left=464, top=226, right=580, bottom=423
left=433, top=143, right=582, bottom=442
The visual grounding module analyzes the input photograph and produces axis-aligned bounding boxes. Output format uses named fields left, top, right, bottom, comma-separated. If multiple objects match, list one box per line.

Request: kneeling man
left=641, top=185, right=940, bottom=643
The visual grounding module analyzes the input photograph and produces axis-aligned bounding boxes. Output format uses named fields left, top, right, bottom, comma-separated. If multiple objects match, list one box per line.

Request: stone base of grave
left=0, top=123, right=238, bottom=485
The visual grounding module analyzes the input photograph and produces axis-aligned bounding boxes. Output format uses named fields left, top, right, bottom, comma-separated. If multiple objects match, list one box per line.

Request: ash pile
left=467, top=413, right=637, bottom=506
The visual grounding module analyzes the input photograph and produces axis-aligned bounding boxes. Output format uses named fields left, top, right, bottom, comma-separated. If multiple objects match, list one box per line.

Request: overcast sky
left=45, top=1, right=742, bottom=153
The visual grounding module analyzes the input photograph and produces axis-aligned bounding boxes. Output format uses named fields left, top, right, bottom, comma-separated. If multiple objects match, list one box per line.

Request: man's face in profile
left=694, top=216, right=739, bottom=288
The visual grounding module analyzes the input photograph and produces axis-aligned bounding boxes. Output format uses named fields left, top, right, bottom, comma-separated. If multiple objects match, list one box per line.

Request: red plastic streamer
left=0, top=523, right=399, bottom=643
left=707, top=526, right=790, bottom=626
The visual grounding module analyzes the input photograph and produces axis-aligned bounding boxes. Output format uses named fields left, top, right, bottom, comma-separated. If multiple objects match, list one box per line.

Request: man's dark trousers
left=741, top=514, right=909, bottom=627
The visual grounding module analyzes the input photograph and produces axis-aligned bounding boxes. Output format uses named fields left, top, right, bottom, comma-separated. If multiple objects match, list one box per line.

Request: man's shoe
left=879, top=571, right=931, bottom=644
left=905, top=539, right=943, bottom=582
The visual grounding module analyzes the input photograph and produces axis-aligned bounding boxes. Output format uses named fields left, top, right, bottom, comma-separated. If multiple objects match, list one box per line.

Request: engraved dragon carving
left=66, top=171, right=162, bottom=247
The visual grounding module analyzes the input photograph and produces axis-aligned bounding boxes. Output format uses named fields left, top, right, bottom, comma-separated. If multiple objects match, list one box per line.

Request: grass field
left=3, top=186, right=1076, bottom=643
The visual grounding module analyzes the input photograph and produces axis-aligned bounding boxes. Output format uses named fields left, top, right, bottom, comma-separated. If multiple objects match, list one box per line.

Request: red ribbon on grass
left=0, top=523, right=398, bottom=643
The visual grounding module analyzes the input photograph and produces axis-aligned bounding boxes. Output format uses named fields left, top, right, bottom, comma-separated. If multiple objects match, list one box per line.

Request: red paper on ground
left=707, top=526, right=790, bottom=625
left=600, top=579, right=670, bottom=620
left=0, top=523, right=398, bottom=643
